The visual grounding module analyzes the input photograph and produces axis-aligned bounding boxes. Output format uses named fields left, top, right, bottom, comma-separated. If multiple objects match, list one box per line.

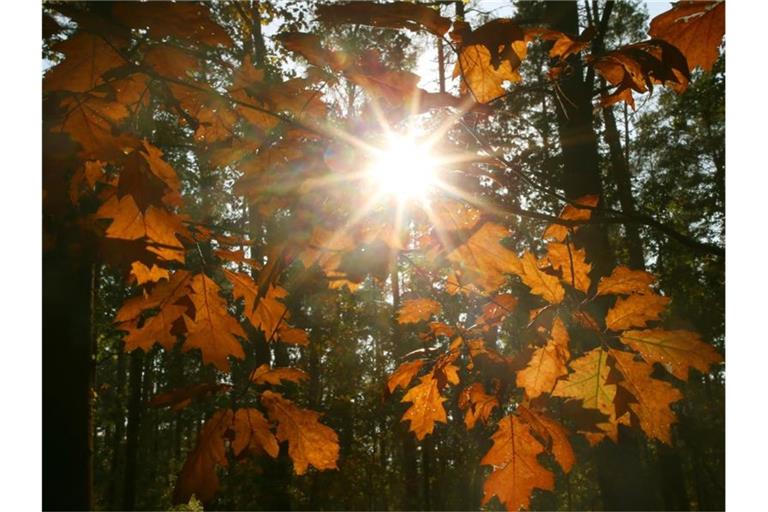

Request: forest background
left=0, top=0, right=759, bottom=510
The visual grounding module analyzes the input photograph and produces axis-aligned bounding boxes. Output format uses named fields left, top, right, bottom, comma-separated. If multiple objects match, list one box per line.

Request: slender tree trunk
left=122, top=349, right=144, bottom=510
left=106, top=345, right=127, bottom=509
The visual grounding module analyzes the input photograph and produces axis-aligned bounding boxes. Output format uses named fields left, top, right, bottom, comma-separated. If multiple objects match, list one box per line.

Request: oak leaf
left=183, top=274, right=246, bottom=371
left=619, top=329, right=722, bottom=380
left=116, top=270, right=193, bottom=323
left=481, top=415, right=555, bottom=511
left=605, top=293, right=670, bottom=331
left=250, top=364, right=309, bottom=386
left=398, top=298, right=442, bottom=324
left=173, top=409, right=233, bottom=505
left=261, top=390, right=340, bottom=475
left=387, top=360, right=425, bottom=393
left=545, top=242, right=591, bottom=293
left=553, top=348, right=615, bottom=417
left=401, top=373, right=447, bottom=440
left=609, top=350, right=683, bottom=444
left=597, top=266, right=655, bottom=296
left=515, top=252, right=565, bottom=304
left=55, top=96, right=137, bottom=160
left=542, top=195, right=599, bottom=242
left=123, top=304, right=186, bottom=352
left=316, top=1, right=452, bottom=36
left=114, top=2, right=232, bottom=47
left=458, top=382, right=499, bottom=429
left=446, top=222, right=522, bottom=293
left=130, top=261, right=170, bottom=285
left=649, top=1, right=724, bottom=72
left=44, top=32, right=125, bottom=93
left=232, top=408, right=280, bottom=458
left=517, top=406, right=575, bottom=473
left=150, top=383, right=231, bottom=412
left=517, top=317, right=570, bottom=398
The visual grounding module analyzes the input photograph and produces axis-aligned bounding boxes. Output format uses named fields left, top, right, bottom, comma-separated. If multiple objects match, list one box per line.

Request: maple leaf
left=609, top=350, right=683, bottom=444
left=515, top=252, right=565, bottom=304
left=517, top=406, right=575, bottom=473
left=596, top=265, right=655, bottom=296
left=481, top=415, right=555, bottom=511
left=605, top=293, right=670, bottom=331
left=517, top=317, right=570, bottom=398
left=458, top=382, right=499, bottom=429
left=316, top=1, right=452, bottom=36
left=149, top=383, right=231, bottom=412
left=545, top=242, right=591, bottom=293
left=619, top=329, right=722, bottom=380
left=232, top=408, right=279, bottom=459
left=649, top=1, right=725, bottom=72
left=183, top=274, right=246, bottom=371
left=173, top=409, right=233, bottom=505
left=401, top=373, right=448, bottom=440
left=44, top=32, right=126, bottom=93
left=542, top=195, right=600, bottom=242
left=55, top=96, right=138, bottom=160
left=261, top=390, right=340, bottom=475
left=446, top=222, right=522, bottom=293
left=397, top=298, right=442, bottom=324
left=250, top=364, right=309, bottom=386
left=387, top=360, right=425, bottom=393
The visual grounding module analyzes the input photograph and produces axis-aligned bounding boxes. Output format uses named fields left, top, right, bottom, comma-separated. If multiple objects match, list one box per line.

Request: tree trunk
left=122, top=349, right=144, bottom=510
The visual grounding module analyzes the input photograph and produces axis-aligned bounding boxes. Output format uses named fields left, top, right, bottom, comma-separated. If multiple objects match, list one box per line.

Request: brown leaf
left=123, top=304, right=186, bottom=352
left=619, top=329, right=722, bottom=380
left=609, top=350, right=683, bottom=444
left=150, top=383, right=231, bottom=412
left=183, top=274, right=246, bottom=371
left=55, top=96, right=138, bottom=160
left=481, top=415, right=555, bottom=511
left=44, top=32, right=125, bottom=93
left=114, top=2, right=232, bottom=47
left=597, top=266, right=655, bottom=296
left=173, top=409, right=232, bottom=504
left=316, top=1, right=452, bottom=36
left=387, top=360, right=425, bottom=393
left=517, top=317, right=570, bottom=398
left=261, top=390, right=340, bottom=474
left=458, top=382, right=499, bottom=429
left=401, top=373, right=447, bottom=440
left=398, top=298, right=442, bottom=324
left=605, top=293, right=670, bottom=331
left=232, top=408, right=279, bottom=458
left=649, top=1, right=724, bottom=71
left=116, top=269, right=193, bottom=323
left=250, top=364, right=309, bottom=386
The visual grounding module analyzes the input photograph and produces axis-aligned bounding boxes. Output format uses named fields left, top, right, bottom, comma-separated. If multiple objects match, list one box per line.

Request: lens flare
left=367, top=135, right=438, bottom=201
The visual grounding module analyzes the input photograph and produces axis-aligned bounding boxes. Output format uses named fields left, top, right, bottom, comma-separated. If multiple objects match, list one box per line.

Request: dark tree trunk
left=122, top=349, right=144, bottom=510
left=106, top=345, right=127, bottom=509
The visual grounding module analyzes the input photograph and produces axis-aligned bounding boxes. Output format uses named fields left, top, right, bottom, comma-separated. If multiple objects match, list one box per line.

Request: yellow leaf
left=515, top=252, right=565, bottom=304
left=619, top=329, right=722, bottom=380
left=517, top=317, right=570, bottom=398
left=597, top=266, right=655, bottom=296
left=542, top=195, right=600, bottom=242
left=447, top=222, right=522, bottom=293
left=605, top=294, right=670, bottom=331
left=401, top=374, right=447, bottom=440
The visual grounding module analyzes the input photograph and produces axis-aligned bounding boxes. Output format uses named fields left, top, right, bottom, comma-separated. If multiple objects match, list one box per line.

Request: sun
left=366, top=134, right=438, bottom=202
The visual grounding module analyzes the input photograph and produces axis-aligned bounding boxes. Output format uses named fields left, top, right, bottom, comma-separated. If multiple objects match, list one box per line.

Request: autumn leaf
left=517, top=406, right=575, bottom=473
left=149, top=383, right=231, bottom=412
left=261, top=390, right=340, bottom=475
left=232, top=408, right=280, bottom=459
left=250, top=364, right=309, bottom=386
left=44, top=32, right=126, bottom=93
left=116, top=270, right=193, bottom=323
left=517, top=317, right=570, bottom=398
left=55, top=96, right=138, bottom=160
left=609, top=350, right=683, bottom=444
left=397, top=298, right=442, bottom=324
left=316, top=1, right=452, bottom=36
left=545, top=242, right=591, bottom=293
left=173, top=409, right=233, bottom=505
left=114, top=1, right=232, bottom=47
left=514, top=252, right=565, bottom=304
left=458, top=382, right=499, bottom=429
left=481, top=415, right=555, bottom=511
left=597, top=266, right=655, bottom=296
left=123, top=304, right=186, bottom=352
left=387, top=360, right=425, bottom=393
left=446, top=222, right=522, bottom=293
left=619, top=329, right=722, bottom=380
left=542, top=195, right=600, bottom=242
left=605, top=293, right=670, bottom=331
left=553, top=348, right=615, bottom=417
left=476, top=294, right=518, bottom=330
left=649, top=1, right=725, bottom=72
left=183, top=274, right=246, bottom=371
left=130, top=261, right=170, bottom=285
left=401, top=373, right=447, bottom=440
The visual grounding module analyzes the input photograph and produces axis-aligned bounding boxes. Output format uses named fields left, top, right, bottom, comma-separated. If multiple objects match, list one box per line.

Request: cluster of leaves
left=43, top=1, right=724, bottom=509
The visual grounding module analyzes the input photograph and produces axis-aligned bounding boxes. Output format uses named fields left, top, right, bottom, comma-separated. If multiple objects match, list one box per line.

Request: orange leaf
left=316, top=1, right=452, bottom=36
left=609, top=350, right=683, bottom=444
left=597, top=266, right=655, bottom=296
left=542, top=195, right=600, bottom=242
left=649, top=1, right=724, bottom=72
left=515, top=252, right=565, bottom=304
left=232, top=408, right=279, bottom=458
left=44, top=32, right=125, bottom=93
left=250, top=364, right=309, bottom=386
left=173, top=409, right=232, bottom=505
left=114, top=2, right=232, bottom=47
left=123, top=304, right=186, bottom=352
left=619, top=329, right=722, bottom=380
left=387, top=360, right=425, bottom=393
left=397, top=298, right=442, bottom=324
left=401, top=373, right=447, bottom=440
left=149, top=383, right=231, bottom=412
left=545, top=242, right=591, bottom=292
left=446, top=222, right=522, bottom=293
left=517, top=317, right=570, bottom=398
left=481, top=415, right=555, bottom=511
left=553, top=348, right=615, bottom=417
left=183, top=274, right=246, bottom=371
left=458, top=382, right=499, bottom=429
left=116, top=270, right=192, bottom=323
left=517, top=406, right=575, bottom=473
left=130, top=261, right=170, bottom=285
left=261, top=390, right=339, bottom=475
left=605, top=293, right=670, bottom=331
